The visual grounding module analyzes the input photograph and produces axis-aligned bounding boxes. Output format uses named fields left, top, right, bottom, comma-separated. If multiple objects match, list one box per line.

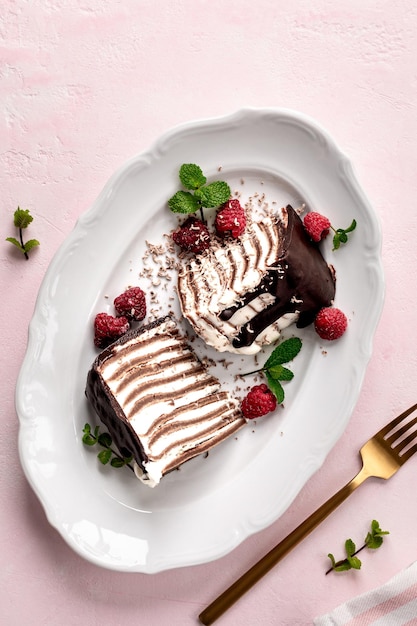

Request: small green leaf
left=371, top=519, right=389, bottom=536
left=14, top=207, right=33, bottom=229
left=366, top=535, right=383, bottom=549
left=268, top=365, right=294, bottom=381
left=347, top=556, right=362, bottom=570
left=83, top=423, right=91, bottom=435
left=344, top=219, right=357, bottom=234
left=365, top=519, right=389, bottom=549
left=334, top=561, right=352, bottom=572
left=332, top=219, right=357, bottom=251
left=264, top=337, right=302, bottom=369
left=179, top=163, right=206, bottom=190
left=336, top=230, right=348, bottom=243
left=97, top=449, right=112, bottom=465
left=265, top=372, right=284, bottom=404
left=98, top=432, right=112, bottom=447
left=82, top=434, right=97, bottom=446
left=5, top=237, right=25, bottom=254
left=345, top=539, right=356, bottom=557
left=24, top=239, right=40, bottom=252
left=110, top=457, right=126, bottom=468
left=168, top=190, right=200, bottom=214
left=199, top=181, right=231, bottom=207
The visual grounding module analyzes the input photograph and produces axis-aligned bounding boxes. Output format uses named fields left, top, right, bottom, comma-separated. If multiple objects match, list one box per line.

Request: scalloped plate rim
left=16, top=107, right=384, bottom=572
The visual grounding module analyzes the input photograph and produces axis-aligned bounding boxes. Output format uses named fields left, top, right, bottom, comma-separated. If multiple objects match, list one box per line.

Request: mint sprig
left=326, top=520, right=389, bottom=574
left=332, top=219, right=357, bottom=250
left=242, top=337, right=302, bottom=404
left=168, top=163, right=231, bottom=221
left=6, top=207, right=40, bottom=260
left=82, top=423, right=134, bottom=472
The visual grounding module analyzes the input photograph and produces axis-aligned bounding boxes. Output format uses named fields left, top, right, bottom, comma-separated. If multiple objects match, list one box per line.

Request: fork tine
left=398, top=442, right=417, bottom=463
left=385, top=414, right=417, bottom=446
left=393, top=428, right=417, bottom=452
left=378, top=403, right=417, bottom=438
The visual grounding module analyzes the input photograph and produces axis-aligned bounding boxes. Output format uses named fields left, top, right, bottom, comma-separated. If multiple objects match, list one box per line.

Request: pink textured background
left=2, top=2, right=417, bottom=625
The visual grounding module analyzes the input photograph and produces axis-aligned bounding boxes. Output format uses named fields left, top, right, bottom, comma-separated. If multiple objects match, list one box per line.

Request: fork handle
left=199, top=465, right=370, bottom=625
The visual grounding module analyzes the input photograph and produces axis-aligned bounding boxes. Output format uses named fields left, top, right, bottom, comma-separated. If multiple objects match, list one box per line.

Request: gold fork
left=199, top=403, right=417, bottom=625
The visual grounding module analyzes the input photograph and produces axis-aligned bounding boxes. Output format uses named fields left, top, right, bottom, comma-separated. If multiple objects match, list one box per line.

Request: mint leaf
left=347, top=556, right=362, bottom=570
left=333, top=560, right=352, bottom=572
left=7, top=207, right=39, bottom=259
left=14, top=207, right=33, bottom=229
left=326, top=519, right=389, bottom=575
left=365, top=520, right=389, bottom=549
left=168, top=164, right=231, bottom=218
left=82, top=434, right=97, bottom=446
left=110, top=457, right=126, bottom=468
left=168, top=190, right=200, bottom=214
left=82, top=422, right=134, bottom=473
left=327, top=553, right=337, bottom=569
left=345, top=539, right=356, bottom=557
left=332, top=219, right=357, bottom=251
left=264, top=337, right=302, bottom=368
left=98, top=432, right=112, bottom=447
left=345, top=219, right=357, bottom=233
left=179, top=163, right=206, bottom=190
left=24, top=239, right=40, bottom=253
left=366, top=535, right=383, bottom=549
left=199, top=181, right=231, bottom=207
left=98, top=449, right=112, bottom=465
left=242, top=336, right=302, bottom=404
left=268, top=365, right=294, bottom=381
left=265, top=372, right=284, bottom=404
left=5, top=237, right=25, bottom=254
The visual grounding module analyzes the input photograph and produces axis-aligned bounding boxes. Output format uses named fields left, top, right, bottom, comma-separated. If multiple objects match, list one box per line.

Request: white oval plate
left=17, top=108, right=384, bottom=572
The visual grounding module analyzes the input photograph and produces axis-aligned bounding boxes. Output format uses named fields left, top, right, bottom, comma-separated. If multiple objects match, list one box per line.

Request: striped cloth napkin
left=314, top=561, right=417, bottom=625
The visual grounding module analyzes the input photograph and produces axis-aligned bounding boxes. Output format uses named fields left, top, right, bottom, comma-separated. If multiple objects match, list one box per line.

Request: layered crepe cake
left=177, top=204, right=336, bottom=355
left=85, top=315, right=245, bottom=487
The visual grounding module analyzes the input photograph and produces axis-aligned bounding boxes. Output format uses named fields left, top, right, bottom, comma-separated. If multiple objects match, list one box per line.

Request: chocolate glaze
left=220, top=206, right=336, bottom=349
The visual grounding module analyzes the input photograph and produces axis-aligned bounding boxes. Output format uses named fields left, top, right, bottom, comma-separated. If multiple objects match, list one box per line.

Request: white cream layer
left=98, top=318, right=245, bottom=487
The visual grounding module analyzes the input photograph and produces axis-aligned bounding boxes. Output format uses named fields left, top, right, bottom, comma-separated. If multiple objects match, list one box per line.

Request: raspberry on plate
left=241, top=383, right=277, bottom=419
left=314, top=307, right=348, bottom=340
left=172, top=216, right=211, bottom=253
left=303, top=211, right=331, bottom=242
left=114, top=286, right=146, bottom=321
left=94, top=312, right=130, bottom=348
left=214, top=199, right=246, bottom=238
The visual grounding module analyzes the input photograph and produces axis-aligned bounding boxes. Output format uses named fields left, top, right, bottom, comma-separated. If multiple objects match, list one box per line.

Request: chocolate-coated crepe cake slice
left=177, top=205, right=336, bottom=355
left=85, top=315, right=245, bottom=487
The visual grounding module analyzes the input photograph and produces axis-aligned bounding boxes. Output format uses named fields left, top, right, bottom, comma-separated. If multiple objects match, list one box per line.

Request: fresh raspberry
left=172, top=216, right=211, bottom=253
left=114, top=286, right=146, bottom=321
left=94, top=313, right=130, bottom=348
left=215, top=199, right=246, bottom=238
left=314, top=307, right=348, bottom=341
left=241, top=383, right=277, bottom=420
left=303, top=212, right=331, bottom=242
